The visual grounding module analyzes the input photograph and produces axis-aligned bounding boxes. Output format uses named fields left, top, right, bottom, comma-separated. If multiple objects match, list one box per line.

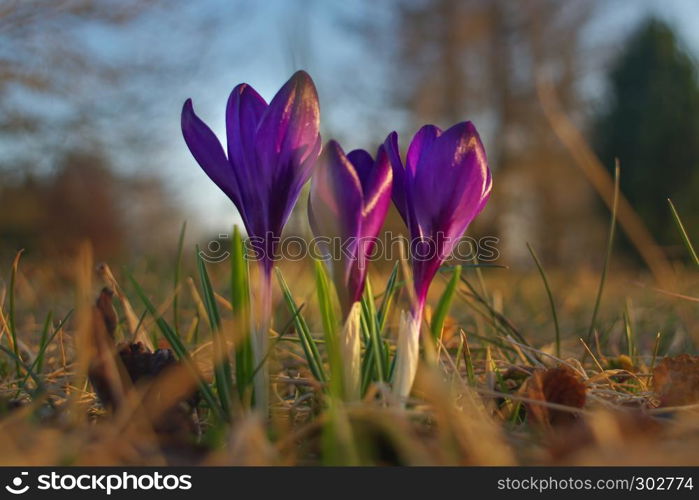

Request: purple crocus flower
left=308, top=140, right=393, bottom=316
left=384, top=122, right=492, bottom=400
left=181, top=71, right=321, bottom=411
left=181, top=70, right=321, bottom=275
left=308, top=140, right=392, bottom=400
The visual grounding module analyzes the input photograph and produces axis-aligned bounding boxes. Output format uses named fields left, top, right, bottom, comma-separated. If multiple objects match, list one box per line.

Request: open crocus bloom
left=309, top=140, right=392, bottom=399
left=308, top=140, right=392, bottom=314
left=384, top=122, right=492, bottom=402
left=182, top=70, right=321, bottom=275
left=181, top=71, right=321, bottom=412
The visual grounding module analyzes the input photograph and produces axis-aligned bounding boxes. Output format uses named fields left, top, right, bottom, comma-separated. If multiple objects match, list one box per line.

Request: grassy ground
left=1, top=232, right=698, bottom=467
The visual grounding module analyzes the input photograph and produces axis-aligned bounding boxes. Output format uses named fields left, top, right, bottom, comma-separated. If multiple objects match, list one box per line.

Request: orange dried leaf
left=547, top=410, right=662, bottom=461
left=524, top=365, right=586, bottom=428
left=652, top=354, right=699, bottom=407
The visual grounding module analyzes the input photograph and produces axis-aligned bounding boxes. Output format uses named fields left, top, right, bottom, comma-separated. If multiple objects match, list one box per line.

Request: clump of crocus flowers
left=182, top=71, right=491, bottom=411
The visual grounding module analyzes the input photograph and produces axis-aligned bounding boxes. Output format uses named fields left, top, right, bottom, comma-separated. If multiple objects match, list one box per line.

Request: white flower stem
left=342, top=302, right=363, bottom=401
left=252, top=264, right=272, bottom=414
left=392, top=306, right=423, bottom=405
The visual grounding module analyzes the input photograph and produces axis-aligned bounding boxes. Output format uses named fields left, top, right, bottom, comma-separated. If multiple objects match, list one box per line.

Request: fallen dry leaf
left=88, top=287, right=198, bottom=441
left=652, top=354, right=699, bottom=407
left=547, top=409, right=662, bottom=461
left=524, top=365, right=586, bottom=428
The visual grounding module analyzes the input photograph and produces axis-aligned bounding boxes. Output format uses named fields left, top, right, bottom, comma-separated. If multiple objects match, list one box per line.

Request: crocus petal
left=310, top=141, right=393, bottom=310
left=384, top=131, right=422, bottom=241
left=255, top=71, right=321, bottom=183
left=474, top=167, right=493, bottom=215
left=383, top=131, right=409, bottom=222
left=449, top=133, right=491, bottom=238
left=281, top=134, right=323, bottom=227
left=309, top=141, right=363, bottom=308
left=254, top=71, right=321, bottom=241
left=387, top=122, right=491, bottom=308
left=346, top=149, right=374, bottom=187
left=349, top=146, right=393, bottom=305
left=413, top=123, right=491, bottom=300
left=406, top=124, right=441, bottom=175
left=226, top=83, right=267, bottom=185
left=413, top=122, right=488, bottom=241
left=386, top=125, right=440, bottom=236
left=181, top=99, right=242, bottom=211
left=356, top=145, right=392, bottom=243
left=387, top=121, right=491, bottom=401
left=310, top=141, right=363, bottom=244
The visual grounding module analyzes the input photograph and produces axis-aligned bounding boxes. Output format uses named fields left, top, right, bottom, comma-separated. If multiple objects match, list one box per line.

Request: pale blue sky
left=65, top=0, right=699, bottom=236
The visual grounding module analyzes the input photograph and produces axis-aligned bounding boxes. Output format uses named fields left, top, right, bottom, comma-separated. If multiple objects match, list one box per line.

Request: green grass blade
left=231, top=226, right=254, bottom=402
left=387, top=348, right=397, bottom=382
left=8, top=249, right=24, bottom=379
left=249, top=302, right=310, bottom=379
left=461, top=332, right=476, bottom=385
left=623, top=299, right=636, bottom=361
left=586, top=161, right=620, bottom=346
left=230, top=227, right=250, bottom=313
left=275, top=268, right=326, bottom=383
left=430, top=265, right=461, bottom=342
left=21, top=309, right=73, bottom=389
left=668, top=198, right=699, bottom=267
left=360, top=343, right=374, bottom=395
left=377, top=261, right=400, bottom=332
left=358, top=298, right=371, bottom=344
left=35, top=311, right=52, bottom=375
left=315, top=260, right=343, bottom=399
left=173, top=221, right=187, bottom=336
left=361, top=277, right=386, bottom=383
left=127, top=272, right=223, bottom=420
left=0, top=345, right=44, bottom=395
left=458, top=278, right=531, bottom=348
left=526, top=243, right=561, bottom=357
left=650, top=331, right=662, bottom=373
left=322, top=400, right=361, bottom=466
left=196, top=246, right=232, bottom=419
left=196, top=246, right=222, bottom=329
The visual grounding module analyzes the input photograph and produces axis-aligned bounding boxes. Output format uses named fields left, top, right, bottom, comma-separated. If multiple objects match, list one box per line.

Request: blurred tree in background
left=366, top=0, right=605, bottom=266
left=0, top=0, right=160, bottom=163
left=0, top=150, right=177, bottom=260
left=1, top=0, right=698, bottom=269
left=595, top=18, right=699, bottom=250
left=0, top=0, right=187, bottom=259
